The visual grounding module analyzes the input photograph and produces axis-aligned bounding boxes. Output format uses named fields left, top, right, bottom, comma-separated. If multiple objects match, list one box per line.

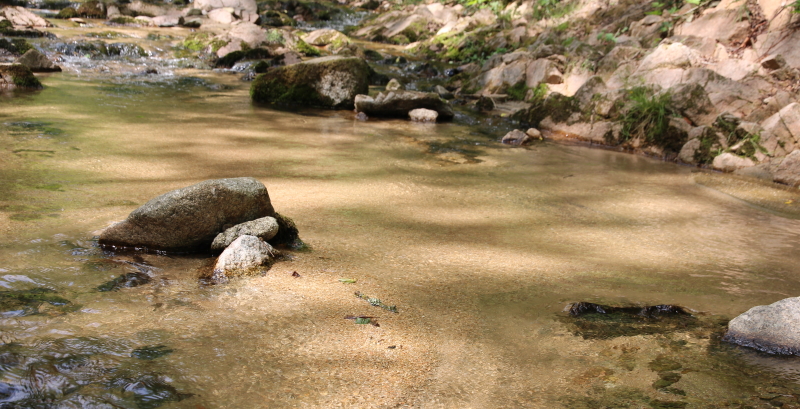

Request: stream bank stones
left=100, top=177, right=301, bottom=282
left=99, top=177, right=275, bottom=253
left=724, top=297, right=800, bottom=355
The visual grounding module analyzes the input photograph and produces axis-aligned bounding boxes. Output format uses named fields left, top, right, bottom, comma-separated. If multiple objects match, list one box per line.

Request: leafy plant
left=355, top=291, right=398, bottom=313
left=596, top=32, right=616, bottom=44
left=619, top=87, right=678, bottom=146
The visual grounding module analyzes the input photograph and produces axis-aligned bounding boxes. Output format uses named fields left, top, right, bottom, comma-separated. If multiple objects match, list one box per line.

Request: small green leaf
left=339, top=278, right=357, bottom=284
left=354, top=317, right=371, bottom=324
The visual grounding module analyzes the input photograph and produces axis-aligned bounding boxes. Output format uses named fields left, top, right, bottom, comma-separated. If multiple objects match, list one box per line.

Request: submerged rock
left=565, top=302, right=697, bottom=339
left=99, top=177, right=275, bottom=253
left=501, top=129, right=530, bottom=146
left=211, top=216, right=279, bottom=252
left=14, top=49, right=62, bottom=73
left=354, top=90, right=454, bottom=120
left=724, top=297, right=800, bottom=355
left=250, top=56, right=370, bottom=109
left=212, top=235, right=276, bottom=281
left=0, top=287, right=72, bottom=316
left=96, top=272, right=152, bottom=292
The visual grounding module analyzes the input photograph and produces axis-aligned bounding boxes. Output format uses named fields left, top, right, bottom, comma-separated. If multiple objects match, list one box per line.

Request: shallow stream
left=3, top=46, right=800, bottom=408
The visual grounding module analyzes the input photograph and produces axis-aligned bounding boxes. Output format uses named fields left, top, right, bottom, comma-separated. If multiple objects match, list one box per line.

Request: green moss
left=1, top=64, right=43, bottom=89
left=109, top=16, right=137, bottom=24
left=266, top=29, right=285, bottom=45
left=0, top=287, right=72, bottom=316
left=0, top=38, right=33, bottom=55
left=76, top=1, right=105, bottom=18
left=506, top=81, right=528, bottom=101
left=210, top=39, right=228, bottom=53
left=182, top=32, right=212, bottom=52
left=56, top=7, right=78, bottom=19
left=250, top=57, right=370, bottom=109
left=513, top=90, right=576, bottom=127
left=295, top=38, right=321, bottom=56
left=253, top=60, right=272, bottom=73
left=0, top=20, right=11, bottom=31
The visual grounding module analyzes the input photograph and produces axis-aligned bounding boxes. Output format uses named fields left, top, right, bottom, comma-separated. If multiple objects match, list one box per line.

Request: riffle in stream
left=2, top=70, right=800, bottom=408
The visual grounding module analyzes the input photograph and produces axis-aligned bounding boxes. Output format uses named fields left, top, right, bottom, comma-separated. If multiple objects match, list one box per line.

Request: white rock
left=212, top=235, right=276, bottom=281
left=409, top=108, right=438, bottom=123
left=712, top=152, right=755, bottom=172
left=525, top=128, right=542, bottom=139
left=208, top=7, right=235, bottom=24
left=725, top=297, right=800, bottom=355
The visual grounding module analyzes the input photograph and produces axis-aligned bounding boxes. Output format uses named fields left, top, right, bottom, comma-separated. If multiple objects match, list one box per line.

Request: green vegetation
left=0, top=38, right=33, bottom=55
left=109, top=16, right=137, bottom=24
left=56, top=7, right=78, bottom=19
left=76, top=1, right=105, bottom=18
left=506, top=82, right=528, bottom=101
left=0, top=287, right=73, bottom=316
left=295, top=39, right=321, bottom=57
left=355, top=291, right=399, bottom=313
left=619, top=87, right=678, bottom=148
left=1, top=64, right=43, bottom=88
left=266, top=29, right=286, bottom=45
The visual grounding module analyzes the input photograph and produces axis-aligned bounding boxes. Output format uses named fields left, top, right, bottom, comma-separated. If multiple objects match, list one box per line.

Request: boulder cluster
left=98, top=177, right=300, bottom=282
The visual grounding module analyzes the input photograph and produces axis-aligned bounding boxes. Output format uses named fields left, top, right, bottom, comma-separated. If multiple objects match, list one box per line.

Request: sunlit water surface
left=2, top=72, right=800, bottom=408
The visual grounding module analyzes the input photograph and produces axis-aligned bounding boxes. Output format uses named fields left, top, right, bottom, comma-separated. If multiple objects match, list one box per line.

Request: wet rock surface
left=565, top=302, right=699, bottom=339
left=250, top=56, right=370, bottom=109
left=354, top=90, right=454, bottom=120
left=724, top=297, right=800, bottom=355
left=211, top=234, right=276, bottom=281
left=210, top=216, right=279, bottom=252
left=99, top=177, right=275, bottom=253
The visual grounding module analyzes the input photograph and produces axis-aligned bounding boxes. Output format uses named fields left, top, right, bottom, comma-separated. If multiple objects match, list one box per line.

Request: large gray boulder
left=773, top=150, right=800, bottom=187
left=14, top=49, right=62, bottom=73
left=724, top=297, right=800, bottom=355
left=211, top=216, right=279, bottom=252
left=99, top=178, right=275, bottom=253
left=354, top=90, right=454, bottom=120
left=212, top=235, right=276, bottom=282
left=250, top=56, right=370, bottom=109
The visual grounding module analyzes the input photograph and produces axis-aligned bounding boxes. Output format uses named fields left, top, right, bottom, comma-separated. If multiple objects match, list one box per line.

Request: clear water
left=3, top=59, right=800, bottom=408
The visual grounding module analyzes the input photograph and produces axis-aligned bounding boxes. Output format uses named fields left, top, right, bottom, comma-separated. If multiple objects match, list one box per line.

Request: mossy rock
left=56, top=7, right=78, bottom=19
left=514, top=92, right=577, bottom=127
left=0, top=38, right=32, bottom=55
left=215, top=48, right=272, bottom=68
left=250, top=56, right=370, bottom=109
left=294, top=38, right=321, bottom=57
left=0, top=287, right=71, bottom=316
left=76, top=1, right=105, bottom=18
left=0, top=64, right=43, bottom=89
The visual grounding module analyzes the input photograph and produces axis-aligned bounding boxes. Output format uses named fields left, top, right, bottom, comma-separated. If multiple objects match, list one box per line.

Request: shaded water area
left=3, top=71, right=800, bottom=408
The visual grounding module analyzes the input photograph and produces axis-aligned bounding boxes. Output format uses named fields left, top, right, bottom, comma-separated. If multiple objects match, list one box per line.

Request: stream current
left=3, top=31, right=800, bottom=409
